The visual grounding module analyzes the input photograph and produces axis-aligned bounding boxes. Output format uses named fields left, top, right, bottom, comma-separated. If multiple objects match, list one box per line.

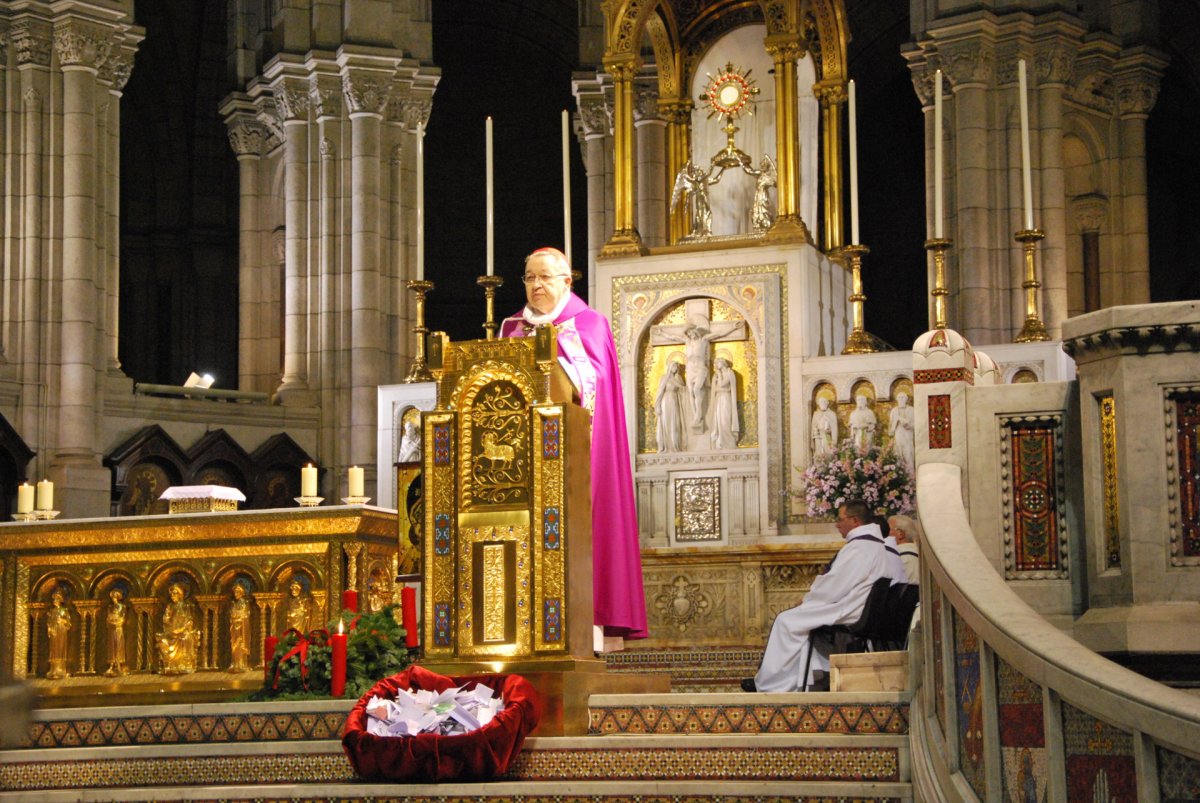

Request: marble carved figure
left=655, top=360, right=688, bottom=452
left=397, top=419, right=421, bottom=463
left=811, top=397, right=838, bottom=457
left=889, top=392, right=915, bottom=473
left=849, top=395, right=877, bottom=452
left=651, top=300, right=748, bottom=435
left=709, top=358, right=740, bottom=449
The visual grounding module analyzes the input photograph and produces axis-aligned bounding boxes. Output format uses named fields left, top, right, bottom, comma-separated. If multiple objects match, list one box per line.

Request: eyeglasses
left=522, top=273, right=569, bottom=286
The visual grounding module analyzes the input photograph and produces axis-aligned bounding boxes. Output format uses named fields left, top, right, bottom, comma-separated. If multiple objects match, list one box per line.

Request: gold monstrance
left=699, top=62, right=760, bottom=170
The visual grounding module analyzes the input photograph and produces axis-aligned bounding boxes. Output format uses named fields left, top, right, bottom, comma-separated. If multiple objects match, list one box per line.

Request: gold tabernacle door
left=420, top=328, right=594, bottom=665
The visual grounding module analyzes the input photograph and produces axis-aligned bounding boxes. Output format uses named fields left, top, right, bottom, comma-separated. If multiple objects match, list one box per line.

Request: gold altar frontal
left=0, top=506, right=397, bottom=705
left=418, top=332, right=669, bottom=734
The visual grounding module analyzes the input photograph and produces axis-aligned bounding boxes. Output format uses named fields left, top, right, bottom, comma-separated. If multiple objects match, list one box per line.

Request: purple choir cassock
left=500, top=292, right=648, bottom=640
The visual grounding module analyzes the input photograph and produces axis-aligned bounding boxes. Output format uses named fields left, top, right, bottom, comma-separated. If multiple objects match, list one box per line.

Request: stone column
left=54, top=19, right=107, bottom=465
left=766, top=35, right=810, bottom=245
left=225, top=111, right=268, bottom=391
left=1033, top=41, right=1073, bottom=338
left=942, top=43, right=997, bottom=343
left=1072, top=194, right=1108, bottom=313
left=1114, top=64, right=1163, bottom=306
left=633, top=78, right=666, bottom=249
left=599, top=57, right=643, bottom=258
left=576, top=89, right=610, bottom=282
left=342, top=63, right=390, bottom=473
left=311, top=70, right=342, bottom=494
left=100, top=44, right=135, bottom=377
left=274, top=76, right=314, bottom=402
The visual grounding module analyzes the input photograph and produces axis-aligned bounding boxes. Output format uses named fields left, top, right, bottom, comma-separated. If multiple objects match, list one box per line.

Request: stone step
left=1, top=733, right=909, bottom=791
left=0, top=779, right=914, bottom=802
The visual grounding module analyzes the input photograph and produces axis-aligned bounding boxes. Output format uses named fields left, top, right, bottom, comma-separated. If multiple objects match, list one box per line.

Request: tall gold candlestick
left=404, top=279, right=435, bottom=383
left=1013, top=228, right=1050, bottom=342
left=841, top=243, right=875, bottom=354
left=924, top=237, right=953, bottom=329
left=477, top=275, right=504, bottom=340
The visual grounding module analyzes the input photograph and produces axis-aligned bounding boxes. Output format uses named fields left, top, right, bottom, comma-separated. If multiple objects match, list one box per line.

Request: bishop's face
left=524, top=256, right=571, bottom=315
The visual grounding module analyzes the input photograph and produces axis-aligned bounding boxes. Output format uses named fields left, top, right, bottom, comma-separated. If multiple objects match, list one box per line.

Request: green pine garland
left=246, top=604, right=413, bottom=701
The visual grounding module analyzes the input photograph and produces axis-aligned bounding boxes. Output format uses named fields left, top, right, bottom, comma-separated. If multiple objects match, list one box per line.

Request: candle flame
left=338, top=619, right=344, bottom=635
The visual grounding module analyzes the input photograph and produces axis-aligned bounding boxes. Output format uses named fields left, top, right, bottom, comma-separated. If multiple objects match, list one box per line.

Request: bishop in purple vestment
left=500, top=247, right=648, bottom=641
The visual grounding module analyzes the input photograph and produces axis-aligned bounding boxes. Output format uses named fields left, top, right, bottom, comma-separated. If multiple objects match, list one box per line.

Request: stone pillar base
left=1073, top=603, right=1200, bottom=654
left=47, top=457, right=112, bottom=519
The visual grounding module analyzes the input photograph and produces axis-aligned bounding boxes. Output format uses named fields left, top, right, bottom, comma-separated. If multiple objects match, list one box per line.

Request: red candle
left=330, top=622, right=347, bottom=697
left=264, top=635, right=279, bottom=679
left=402, top=585, right=418, bottom=648
left=342, top=589, right=358, bottom=613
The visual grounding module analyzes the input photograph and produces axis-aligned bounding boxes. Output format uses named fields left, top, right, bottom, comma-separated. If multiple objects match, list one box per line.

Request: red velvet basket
left=342, top=665, right=542, bottom=781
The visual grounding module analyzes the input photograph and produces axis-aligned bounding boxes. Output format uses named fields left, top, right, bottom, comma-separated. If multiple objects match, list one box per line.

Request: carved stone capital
left=940, top=43, right=994, bottom=86
left=1116, top=77, right=1159, bottom=118
left=1071, top=72, right=1115, bottom=115
left=99, top=46, right=136, bottom=91
left=53, top=19, right=112, bottom=70
left=633, top=80, right=660, bottom=122
left=309, top=76, right=342, bottom=119
left=1034, top=42, right=1076, bottom=85
left=399, top=97, right=432, bottom=131
left=319, top=138, right=335, bottom=160
left=11, top=18, right=53, bottom=67
left=274, top=78, right=311, bottom=122
left=910, top=68, right=936, bottom=107
left=227, top=119, right=268, bottom=157
left=342, top=71, right=390, bottom=116
left=578, top=94, right=612, bottom=137
left=812, top=80, right=846, bottom=107
left=1071, top=193, right=1108, bottom=232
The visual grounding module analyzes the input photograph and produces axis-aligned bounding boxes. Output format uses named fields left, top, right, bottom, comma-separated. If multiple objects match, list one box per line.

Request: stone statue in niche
left=889, top=392, right=915, bottom=473
left=655, top=361, right=688, bottom=452
left=227, top=583, right=252, bottom=673
left=811, top=397, right=838, bottom=457
left=45, top=589, right=72, bottom=679
left=650, top=300, right=747, bottom=434
left=104, top=588, right=128, bottom=677
left=397, top=419, right=421, bottom=463
left=709, top=358, right=740, bottom=449
left=849, top=394, right=877, bottom=452
left=158, top=582, right=199, bottom=675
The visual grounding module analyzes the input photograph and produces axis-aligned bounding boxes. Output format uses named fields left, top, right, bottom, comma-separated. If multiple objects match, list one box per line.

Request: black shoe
left=740, top=677, right=757, bottom=692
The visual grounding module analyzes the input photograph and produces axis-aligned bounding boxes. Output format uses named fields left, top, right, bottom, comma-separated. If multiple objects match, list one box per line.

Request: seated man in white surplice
left=744, top=499, right=897, bottom=692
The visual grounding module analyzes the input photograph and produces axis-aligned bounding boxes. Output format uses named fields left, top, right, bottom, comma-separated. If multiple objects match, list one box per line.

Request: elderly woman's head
left=522, top=247, right=573, bottom=314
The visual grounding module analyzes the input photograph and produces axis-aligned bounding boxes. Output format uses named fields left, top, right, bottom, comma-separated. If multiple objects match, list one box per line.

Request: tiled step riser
left=0, top=740, right=907, bottom=791
left=590, top=700, right=909, bottom=735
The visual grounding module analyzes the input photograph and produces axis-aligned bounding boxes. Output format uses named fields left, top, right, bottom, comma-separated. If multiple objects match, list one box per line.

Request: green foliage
left=245, top=604, right=413, bottom=702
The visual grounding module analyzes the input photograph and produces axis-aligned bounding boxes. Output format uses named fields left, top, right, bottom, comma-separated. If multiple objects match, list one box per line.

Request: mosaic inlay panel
left=928, top=394, right=952, bottom=449
left=1062, top=701, right=1136, bottom=801
left=953, top=608, right=985, bottom=799
left=590, top=701, right=909, bottom=736
left=22, top=710, right=350, bottom=750
left=1172, top=392, right=1200, bottom=559
left=996, top=656, right=1047, bottom=803
left=1005, top=419, right=1066, bottom=575
left=929, top=575, right=945, bottom=734
left=1099, top=394, right=1121, bottom=569
left=1158, top=744, right=1200, bottom=802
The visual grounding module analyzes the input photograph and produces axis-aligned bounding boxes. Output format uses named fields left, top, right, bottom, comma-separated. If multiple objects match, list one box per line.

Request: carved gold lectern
left=418, top=329, right=668, bottom=733
left=421, top=327, right=593, bottom=664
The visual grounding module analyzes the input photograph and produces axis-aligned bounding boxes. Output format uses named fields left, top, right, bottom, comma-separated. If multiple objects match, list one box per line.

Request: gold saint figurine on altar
left=45, top=589, right=72, bottom=679
left=104, top=589, right=129, bottom=677
left=227, top=584, right=251, bottom=673
left=158, top=582, right=199, bottom=675
left=283, top=579, right=311, bottom=633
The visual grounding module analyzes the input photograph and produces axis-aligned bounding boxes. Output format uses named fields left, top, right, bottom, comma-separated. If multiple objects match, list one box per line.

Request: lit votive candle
left=17, top=482, right=34, bottom=514
left=347, top=466, right=364, bottom=498
left=301, top=464, right=317, bottom=498
left=36, top=479, right=53, bottom=511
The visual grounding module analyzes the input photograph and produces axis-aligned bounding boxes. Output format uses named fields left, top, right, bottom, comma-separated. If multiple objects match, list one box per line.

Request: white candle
left=36, top=479, right=53, bottom=511
left=17, top=482, right=34, bottom=514
left=416, top=122, right=425, bottom=281
left=347, top=466, right=364, bottom=498
left=485, top=116, right=494, bottom=276
left=562, top=109, right=572, bottom=265
left=1018, top=59, right=1034, bottom=231
left=848, top=79, right=860, bottom=245
left=301, top=464, right=317, bottom=498
left=934, top=69, right=944, bottom=239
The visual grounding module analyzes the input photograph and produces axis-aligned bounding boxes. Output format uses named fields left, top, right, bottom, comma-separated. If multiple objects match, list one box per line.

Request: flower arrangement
left=797, top=440, right=915, bottom=518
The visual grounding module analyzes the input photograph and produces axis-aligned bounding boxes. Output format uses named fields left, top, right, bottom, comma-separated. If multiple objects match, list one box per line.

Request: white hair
left=888, top=513, right=921, bottom=543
